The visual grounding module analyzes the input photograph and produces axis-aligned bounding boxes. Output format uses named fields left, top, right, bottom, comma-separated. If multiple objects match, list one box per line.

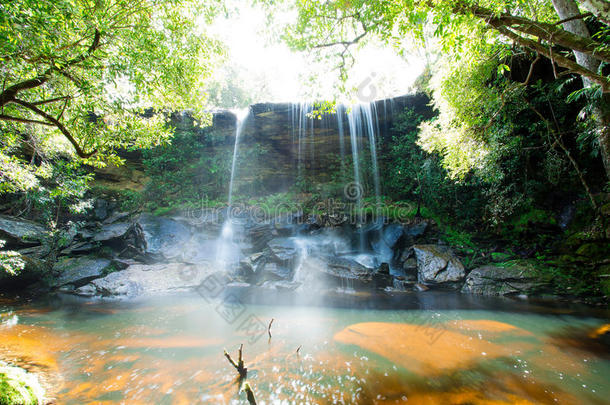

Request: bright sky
left=206, top=2, right=426, bottom=106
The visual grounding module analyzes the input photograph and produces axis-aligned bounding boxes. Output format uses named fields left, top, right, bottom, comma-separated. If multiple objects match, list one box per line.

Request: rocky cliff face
left=168, top=94, right=433, bottom=195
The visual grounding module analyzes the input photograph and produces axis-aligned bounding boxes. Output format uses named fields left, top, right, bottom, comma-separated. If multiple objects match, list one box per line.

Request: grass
left=0, top=363, right=43, bottom=405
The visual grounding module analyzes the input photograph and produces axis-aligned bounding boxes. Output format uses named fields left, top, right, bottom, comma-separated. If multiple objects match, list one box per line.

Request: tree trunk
left=578, top=0, right=610, bottom=23
left=552, top=0, right=601, bottom=86
left=598, top=93, right=610, bottom=180
left=553, top=0, right=610, bottom=182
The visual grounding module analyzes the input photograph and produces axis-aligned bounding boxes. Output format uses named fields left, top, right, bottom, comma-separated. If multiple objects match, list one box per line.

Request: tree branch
left=555, top=12, right=593, bottom=25
left=493, top=25, right=610, bottom=91
left=10, top=99, right=97, bottom=158
left=461, top=4, right=610, bottom=64
left=0, top=29, right=101, bottom=108
left=31, top=96, right=71, bottom=106
left=0, top=114, right=54, bottom=126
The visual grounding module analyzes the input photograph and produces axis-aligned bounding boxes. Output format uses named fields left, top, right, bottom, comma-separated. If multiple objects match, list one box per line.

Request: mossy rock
left=575, top=243, right=609, bottom=259
left=0, top=363, right=44, bottom=405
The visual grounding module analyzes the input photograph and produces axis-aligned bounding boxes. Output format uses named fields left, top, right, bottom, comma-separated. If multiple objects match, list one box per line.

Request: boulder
left=17, top=245, right=51, bottom=260
left=260, top=262, right=292, bottom=280
left=378, top=262, right=390, bottom=275
left=51, top=255, right=113, bottom=287
left=461, top=265, right=538, bottom=296
left=136, top=213, right=192, bottom=260
left=0, top=216, right=46, bottom=248
left=351, top=253, right=379, bottom=269
left=267, top=237, right=298, bottom=262
left=240, top=252, right=265, bottom=275
left=299, top=256, right=373, bottom=286
left=404, top=220, right=428, bottom=237
left=75, top=262, right=216, bottom=297
left=93, top=221, right=133, bottom=242
left=381, top=224, right=404, bottom=248
left=60, top=241, right=95, bottom=255
left=0, top=254, right=49, bottom=290
left=413, top=244, right=465, bottom=287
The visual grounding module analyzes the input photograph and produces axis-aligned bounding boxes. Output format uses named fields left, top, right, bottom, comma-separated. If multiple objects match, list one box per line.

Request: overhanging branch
left=9, top=98, right=97, bottom=158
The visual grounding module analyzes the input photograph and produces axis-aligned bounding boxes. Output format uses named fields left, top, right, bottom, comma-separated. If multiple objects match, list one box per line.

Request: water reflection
left=0, top=293, right=608, bottom=404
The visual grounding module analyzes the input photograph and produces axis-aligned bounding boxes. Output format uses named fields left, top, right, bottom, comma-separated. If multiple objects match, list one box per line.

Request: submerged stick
left=244, top=382, right=257, bottom=405
left=268, top=318, right=274, bottom=338
left=223, top=343, right=247, bottom=378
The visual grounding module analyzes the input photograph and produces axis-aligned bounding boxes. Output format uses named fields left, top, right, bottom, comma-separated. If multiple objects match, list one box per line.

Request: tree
left=277, top=0, right=610, bottom=182
left=0, top=0, right=223, bottom=166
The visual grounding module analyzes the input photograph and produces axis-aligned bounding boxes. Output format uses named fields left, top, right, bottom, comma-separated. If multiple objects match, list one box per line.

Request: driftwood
left=268, top=318, right=274, bottom=339
left=224, top=343, right=247, bottom=378
left=244, top=382, right=257, bottom=405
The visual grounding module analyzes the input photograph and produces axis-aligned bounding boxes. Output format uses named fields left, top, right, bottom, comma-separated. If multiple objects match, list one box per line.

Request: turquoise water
left=0, top=292, right=608, bottom=404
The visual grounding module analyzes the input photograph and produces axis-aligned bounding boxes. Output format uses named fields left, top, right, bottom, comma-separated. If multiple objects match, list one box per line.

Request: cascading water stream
left=364, top=102, right=381, bottom=211
left=216, top=108, right=250, bottom=271
left=347, top=102, right=382, bottom=252
left=347, top=106, right=365, bottom=251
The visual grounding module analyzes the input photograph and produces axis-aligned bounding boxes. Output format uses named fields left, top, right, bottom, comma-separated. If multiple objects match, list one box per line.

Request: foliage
left=0, top=0, right=225, bottom=224
left=0, top=0, right=224, bottom=159
left=0, top=241, right=25, bottom=276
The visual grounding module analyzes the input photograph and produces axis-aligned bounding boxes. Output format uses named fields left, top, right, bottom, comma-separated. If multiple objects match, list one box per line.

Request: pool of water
left=0, top=290, right=608, bottom=404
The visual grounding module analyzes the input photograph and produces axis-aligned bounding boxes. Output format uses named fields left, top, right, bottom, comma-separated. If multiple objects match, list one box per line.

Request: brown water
left=0, top=291, right=608, bottom=404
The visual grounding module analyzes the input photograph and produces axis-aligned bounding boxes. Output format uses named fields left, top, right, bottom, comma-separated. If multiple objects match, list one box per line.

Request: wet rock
left=402, top=257, right=417, bottom=272
left=260, top=262, right=292, bottom=280
left=392, top=277, right=415, bottom=291
left=461, top=265, right=538, bottom=296
left=267, top=237, right=298, bottom=262
left=299, top=256, right=373, bottom=286
left=346, top=253, right=376, bottom=269
left=51, top=255, right=113, bottom=287
left=414, top=283, right=429, bottom=291
left=102, top=211, right=131, bottom=225
left=60, top=241, right=95, bottom=255
left=93, top=221, right=133, bottom=242
left=240, top=252, right=265, bottom=275
left=378, top=262, right=390, bottom=275
left=93, top=198, right=109, bottom=220
left=136, top=213, right=192, bottom=260
left=76, top=262, right=217, bottom=297
left=273, top=215, right=297, bottom=236
left=381, top=224, right=404, bottom=248
left=260, top=280, right=301, bottom=291
left=247, top=224, right=274, bottom=251
left=18, top=245, right=52, bottom=260
left=404, top=220, right=428, bottom=237
left=413, top=245, right=465, bottom=287
left=0, top=215, right=46, bottom=248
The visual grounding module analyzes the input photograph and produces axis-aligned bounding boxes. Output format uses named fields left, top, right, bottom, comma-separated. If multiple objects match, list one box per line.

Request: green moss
left=491, top=252, right=511, bottom=262
left=0, top=363, right=43, bottom=405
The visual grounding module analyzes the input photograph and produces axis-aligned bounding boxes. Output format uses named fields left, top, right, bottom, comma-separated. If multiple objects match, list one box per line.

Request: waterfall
left=296, top=102, right=311, bottom=183
left=337, top=104, right=347, bottom=182
left=227, top=109, right=250, bottom=207
left=217, top=108, right=250, bottom=271
left=365, top=103, right=381, bottom=211
left=347, top=106, right=365, bottom=251
left=346, top=102, right=382, bottom=251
